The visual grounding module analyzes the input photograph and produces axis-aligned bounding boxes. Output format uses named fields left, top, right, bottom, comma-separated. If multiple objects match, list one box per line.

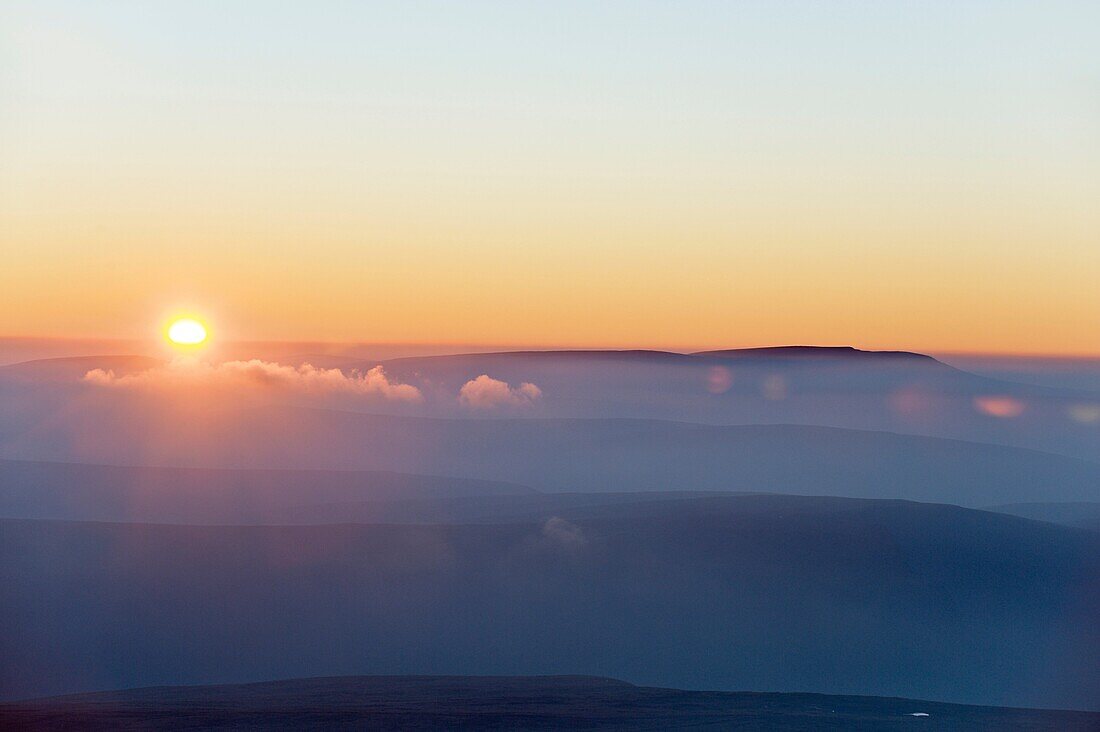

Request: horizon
left=6, top=334, right=1100, bottom=362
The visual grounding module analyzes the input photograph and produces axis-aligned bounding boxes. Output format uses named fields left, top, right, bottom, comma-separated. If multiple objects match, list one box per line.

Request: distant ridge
left=0, top=355, right=163, bottom=380
left=378, top=345, right=947, bottom=370
left=381, top=349, right=693, bottom=365
left=388, top=345, right=939, bottom=360
left=0, top=346, right=950, bottom=373
left=692, top=345, right=941, bottom=362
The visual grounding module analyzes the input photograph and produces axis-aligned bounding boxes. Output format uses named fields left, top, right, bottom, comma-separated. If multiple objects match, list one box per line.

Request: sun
left=167, top=317, right=208, bottom=346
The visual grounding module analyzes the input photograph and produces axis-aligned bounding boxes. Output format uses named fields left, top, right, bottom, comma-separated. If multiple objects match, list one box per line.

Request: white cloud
left=458, top=374, right=542, bottom=409
left=83, top=359, right=422, bottom=402
left=542, top=516, right=586, bottom=549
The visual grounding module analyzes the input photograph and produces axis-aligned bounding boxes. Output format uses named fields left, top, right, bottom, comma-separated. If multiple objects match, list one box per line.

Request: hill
left=0, top=355, right=163, bottom=381
left=2, top=496, right=1096, bottom=708
left=3, top=675, right=1097, bottom=731
left=5, top=348, right=1099, bottom=462
left=987, top=502, right=1100, bottom=532
left=15, top=409, right=1096, bottom=506
left=0, top=459, right=535, bottom=524
left=5, top=411, right=1100, bottom=506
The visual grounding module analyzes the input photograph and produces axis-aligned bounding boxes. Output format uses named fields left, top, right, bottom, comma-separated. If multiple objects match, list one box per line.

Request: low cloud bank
left=84, top=359, right=423, bottom=402
left=459, top=374, right=542, bottom=409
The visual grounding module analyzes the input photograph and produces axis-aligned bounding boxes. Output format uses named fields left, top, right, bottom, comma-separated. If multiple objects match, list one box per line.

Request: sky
left=2, top=1, right=1098, bottom=354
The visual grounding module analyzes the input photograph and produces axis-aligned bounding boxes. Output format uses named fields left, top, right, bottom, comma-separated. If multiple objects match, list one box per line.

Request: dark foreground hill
left=2, top=496, right=1097, bottom=709
left=3, top=675, right=1098, bottom=731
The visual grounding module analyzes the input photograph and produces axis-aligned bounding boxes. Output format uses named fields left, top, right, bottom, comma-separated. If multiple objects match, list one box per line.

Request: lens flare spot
left=706, top=366, right=733, bottom=394
left=1067, top=403, right=1100, bottom=424
left=889, top=386, right=933, bottom=416
left=762, top=374, right=787, bottom=400
left=973, top=395, right=1025, bottom=418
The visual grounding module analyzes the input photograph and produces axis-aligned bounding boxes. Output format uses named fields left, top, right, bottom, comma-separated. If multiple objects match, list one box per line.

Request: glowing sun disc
left=167, top=318, right=208, bottom=345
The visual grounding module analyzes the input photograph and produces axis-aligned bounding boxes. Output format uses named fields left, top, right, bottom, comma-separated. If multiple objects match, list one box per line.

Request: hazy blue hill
left=4, top=675, right=1097, bottom=731
left=943, top=354, right=1100, bottom=394
left=5, top=349, right=1099, bottom=462
left=199, top=490, right=744, bottom=526
left=2, top=496, right=1096, bottom=708
left=375, top=346, right=974, bottom=400
left=9, top=450, right=1100, bottom=530
left=0, top=355, right=164, bottom=381
left=376, top=345, right=1019, bottom=392
left=237, top=492, right=1100, bottom=528
left=986, top=501, right=1100, bottom=531
left=112, top=409, right=1100, bottom=506
left=0, top=457, right=749, bottom=525
left=0, top=459, right=535, bottom=524
left=6, top=407, right=1100, bottom=506
left=367, top=346, right=1100, bottom=460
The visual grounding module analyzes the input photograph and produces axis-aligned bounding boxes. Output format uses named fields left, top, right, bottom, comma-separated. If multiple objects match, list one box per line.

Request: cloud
left=83, top=359, right=423, bottom=402
left=541, top=516, right=586, bottom=549
left=458, top=374, right=542, bottom=409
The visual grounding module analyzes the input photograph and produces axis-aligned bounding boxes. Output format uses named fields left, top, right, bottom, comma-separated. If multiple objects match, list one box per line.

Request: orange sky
left=2, top=2, right=1098, bottom=355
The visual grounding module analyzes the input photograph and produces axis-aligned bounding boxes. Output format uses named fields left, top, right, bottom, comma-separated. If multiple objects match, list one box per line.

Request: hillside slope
left=4, top=675, right=1098, bottom=731
left=2, top=496, right=1096, bottom=708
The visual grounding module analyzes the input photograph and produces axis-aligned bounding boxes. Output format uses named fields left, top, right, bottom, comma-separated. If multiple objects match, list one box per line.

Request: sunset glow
left=1, top=2, right=1098, bottom=355
left=2, top=4, right=1099, bottom=718
left=167, top=318, right=208, bottom=347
